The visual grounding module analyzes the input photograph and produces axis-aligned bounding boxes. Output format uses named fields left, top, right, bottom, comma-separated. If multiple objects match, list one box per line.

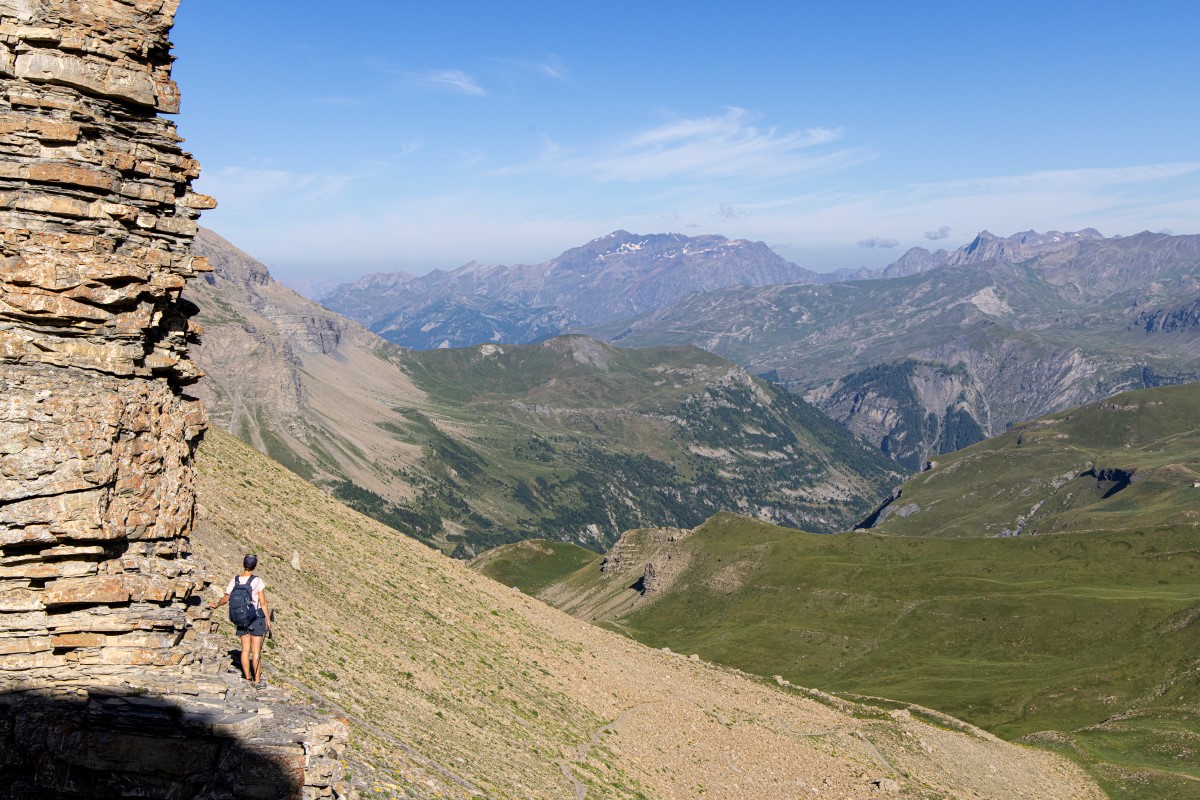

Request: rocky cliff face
left=804, top=360, right=987, bottom=472
left=1130, top=297, right=1200, bottom=334
left=0, top=0, right=211, bottom=684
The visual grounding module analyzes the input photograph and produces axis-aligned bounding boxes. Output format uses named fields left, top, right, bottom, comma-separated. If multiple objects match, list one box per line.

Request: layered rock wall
left=0, top=0, right=211, bottom=684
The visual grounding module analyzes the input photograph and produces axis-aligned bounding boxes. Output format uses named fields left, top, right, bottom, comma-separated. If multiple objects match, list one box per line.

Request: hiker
left=210, top=554, right=273, bottom=685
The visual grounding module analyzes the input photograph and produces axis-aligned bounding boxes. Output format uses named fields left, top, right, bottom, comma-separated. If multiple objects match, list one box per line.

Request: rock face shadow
left=0, top=689, right=302, bottom=800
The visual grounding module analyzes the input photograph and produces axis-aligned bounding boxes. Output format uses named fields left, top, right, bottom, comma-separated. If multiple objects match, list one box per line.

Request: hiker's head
left=243, top=554, right=259, bottom=572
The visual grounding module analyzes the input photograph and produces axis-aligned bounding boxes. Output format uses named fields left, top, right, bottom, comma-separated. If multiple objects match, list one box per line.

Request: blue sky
left=171, top=1, right=1200, bottom=287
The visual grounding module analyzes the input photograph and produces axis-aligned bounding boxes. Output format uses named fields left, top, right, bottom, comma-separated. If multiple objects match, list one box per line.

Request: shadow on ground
left=0, top=688, right=301, bottom=799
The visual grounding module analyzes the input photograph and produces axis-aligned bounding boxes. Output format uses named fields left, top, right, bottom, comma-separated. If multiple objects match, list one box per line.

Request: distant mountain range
left=318, top=227, right=1116, bottom=352
left=321, top=230, right=824, bottom=349
left=319, top=226, right=1200, bottom=472
left=596, top=229, right=1200, bottom=470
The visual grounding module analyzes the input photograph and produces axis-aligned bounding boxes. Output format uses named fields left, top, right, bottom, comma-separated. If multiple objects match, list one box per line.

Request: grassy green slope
left=870, top=382, right=1200, bottom=538
left=194, top=427, right=1104, bottom=800
left=478, top=385, right=1200, bottom=797
left=493, top=514, right=1200, bottom=797
left=365, top=336, right=901, bottom=553
left=469, top=540, right=602, bottom=596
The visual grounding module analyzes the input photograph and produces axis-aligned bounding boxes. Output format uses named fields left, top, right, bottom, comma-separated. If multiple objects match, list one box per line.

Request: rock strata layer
left=0, top=0, right=210, bottom=684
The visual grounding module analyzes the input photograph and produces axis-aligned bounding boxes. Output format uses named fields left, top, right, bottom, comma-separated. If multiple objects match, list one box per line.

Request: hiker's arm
left=260, top=589, right=272, bottom=630
left=210, top=594, right=229, bottom=610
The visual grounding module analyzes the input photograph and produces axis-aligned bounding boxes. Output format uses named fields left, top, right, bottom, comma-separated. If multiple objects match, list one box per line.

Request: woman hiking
left=211, top=554, right=273, bottom=685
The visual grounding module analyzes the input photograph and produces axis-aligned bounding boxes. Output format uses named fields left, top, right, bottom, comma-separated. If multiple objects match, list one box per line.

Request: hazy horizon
left=173, top=1, right=1200, bottom=286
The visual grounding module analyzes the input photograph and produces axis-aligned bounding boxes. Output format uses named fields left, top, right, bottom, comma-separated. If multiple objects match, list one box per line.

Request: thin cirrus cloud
left=769, top=161, right=1200, bottom=250
left=538, top=62, right=568, bottom=81
left=531, top=55, right=569, bottom=82
left=413, top=69, right=487, bottom=96
left=908, top=162, right=1200, bottom=196
left=196, top=166, right=358, bottom=207
left=500, top=108, right=875, bottom=183
left=857, top=236, right=900, bottom=249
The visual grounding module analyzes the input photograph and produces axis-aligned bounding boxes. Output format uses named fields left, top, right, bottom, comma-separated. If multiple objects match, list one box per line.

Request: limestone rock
left=0, top=0, right=206, bottom=686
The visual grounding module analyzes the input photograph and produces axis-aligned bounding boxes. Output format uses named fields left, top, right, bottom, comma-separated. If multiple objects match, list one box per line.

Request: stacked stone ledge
left=0, top=6, right=359, bottom=796
left=0, top=0, right=214, bottom=685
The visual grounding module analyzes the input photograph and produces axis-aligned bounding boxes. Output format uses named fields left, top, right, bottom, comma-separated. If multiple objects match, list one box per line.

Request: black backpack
left=228, top=575, right=258, bottom=627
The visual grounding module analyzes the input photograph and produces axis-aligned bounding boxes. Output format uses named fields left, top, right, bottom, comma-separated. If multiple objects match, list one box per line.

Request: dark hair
left=243, top=554, right=258, bottom=571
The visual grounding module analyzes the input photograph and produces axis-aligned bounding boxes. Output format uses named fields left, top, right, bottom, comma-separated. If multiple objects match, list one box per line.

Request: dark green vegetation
left=367, top=336, right=900, bottom=555
left=818, top=359, right=986, bottom=471
left=477, top=384, right=1200, bottom=798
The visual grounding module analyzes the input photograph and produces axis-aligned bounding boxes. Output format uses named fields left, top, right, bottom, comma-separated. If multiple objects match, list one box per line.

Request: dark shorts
left=236, top=610, right=267, bottom=638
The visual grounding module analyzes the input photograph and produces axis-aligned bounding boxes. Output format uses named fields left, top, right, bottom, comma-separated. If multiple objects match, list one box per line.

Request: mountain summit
left=322, top=231, right=823, bottom=349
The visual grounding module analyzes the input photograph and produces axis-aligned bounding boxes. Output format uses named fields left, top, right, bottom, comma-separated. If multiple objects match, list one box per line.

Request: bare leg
left=250, top=635, right=264, bottom=683
left=238, top=633, right=253, bottom=680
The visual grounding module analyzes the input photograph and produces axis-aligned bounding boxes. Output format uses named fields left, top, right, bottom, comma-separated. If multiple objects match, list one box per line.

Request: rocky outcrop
left=805, top=360, right=988, bottom=472
left=1, top=6, right=361, bottom=797
left=1130, top=297, right=1200, bottom=334
left=0, top=0, right=211, bottom=685
left=0, top=678, right=353, bottom=800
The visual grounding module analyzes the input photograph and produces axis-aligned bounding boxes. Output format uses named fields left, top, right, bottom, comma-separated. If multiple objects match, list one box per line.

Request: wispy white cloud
left=857, top=236, right=899, bottom=249
left=537, top=56, right=569, bottom=82
left=499, top=108, right=873, bottom=183
left=733, top=162, right=1200, bottom=257
left=195, top=167, right=358, bottom=208
left=414, top=69, right=487, bottom=96
left=924, top=225, right=951, bottom=240
left=192, top=157, right=413, bottom=231
left=487, top=55, right=571, bottom=83
left=908, top=162, right=1200, bottom=195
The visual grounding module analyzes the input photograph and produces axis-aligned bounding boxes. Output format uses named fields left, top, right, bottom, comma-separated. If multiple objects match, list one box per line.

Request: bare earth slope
left=194, top=427, right=1101, bottom=800
left=188, top=227, right=430, bottom=500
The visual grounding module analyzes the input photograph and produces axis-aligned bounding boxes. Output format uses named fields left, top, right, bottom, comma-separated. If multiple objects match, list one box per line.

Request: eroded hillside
left=194, top=426, right=1102, bottom=799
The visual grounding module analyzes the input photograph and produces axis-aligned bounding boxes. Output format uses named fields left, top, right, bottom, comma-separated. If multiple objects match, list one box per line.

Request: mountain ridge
left=597, top=229, right=1200, bottom=470
left=321, top=229, right=826, bottom=348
